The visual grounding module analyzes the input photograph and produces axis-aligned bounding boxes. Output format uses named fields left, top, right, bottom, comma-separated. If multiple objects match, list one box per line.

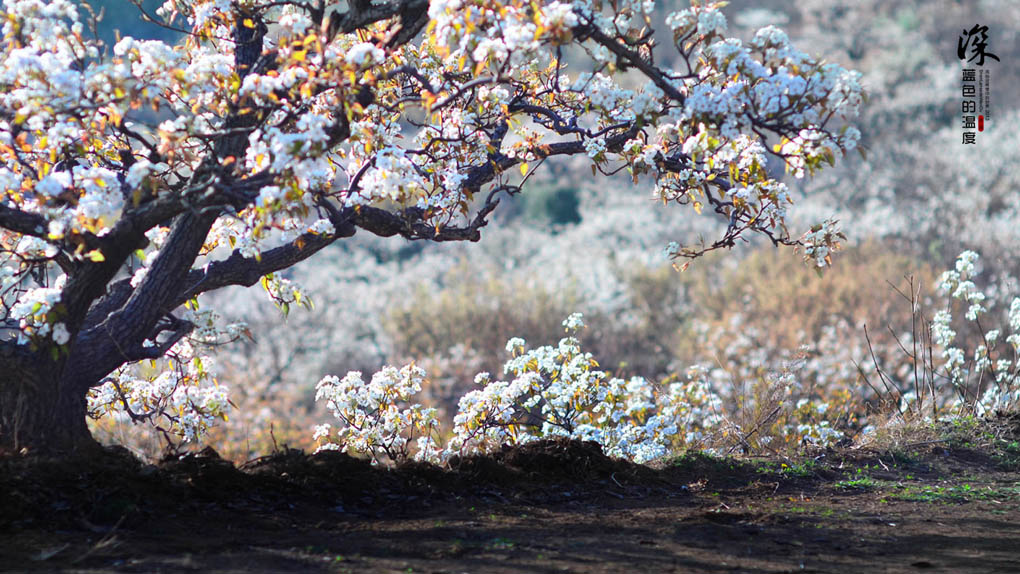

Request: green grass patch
left=834, top=468, right=878, bottom=490
left=835, top=476, right=877, bottom=490
left=888, top=483, right=1020, bottom=503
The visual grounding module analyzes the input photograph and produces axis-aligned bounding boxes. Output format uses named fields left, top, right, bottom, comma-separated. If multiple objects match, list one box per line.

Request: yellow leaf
left=520, top=162, right=528, bottom=176
left=243, top=18, right=255, bottom=28
left=85, top=249, right=105, bottom=262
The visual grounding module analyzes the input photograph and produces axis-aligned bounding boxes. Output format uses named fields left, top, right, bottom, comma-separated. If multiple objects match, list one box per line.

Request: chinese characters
left=958, top=25, right=998, bottom=145
left=958, top=25, right=1000, bottom=66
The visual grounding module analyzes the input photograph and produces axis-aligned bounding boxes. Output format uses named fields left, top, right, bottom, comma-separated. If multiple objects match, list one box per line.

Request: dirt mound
left=449, top=438, right=642, bottom=482
left=0, top=445, right=170, bottom=531
left=241, top=447, right=381, bottom=491
left=496, top=439, right=624, bottom=476
left=0, top=439, right=654, bottom=533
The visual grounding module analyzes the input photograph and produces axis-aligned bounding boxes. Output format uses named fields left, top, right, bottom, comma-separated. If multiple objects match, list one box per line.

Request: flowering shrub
left=669, top=245, right=939, bottom=449
left=312, top=306, right=873, bottom=463
left=313, top=364, right=442, bottom=464
left=837, top=249, right=1020, bottom=438
left=315, top=314, right=727, bottom=464
left=932, top=252, right=1020, bottom=416
left=656, top=366, right=726, bottom=450
left=446, top=313, right=695, bottom=462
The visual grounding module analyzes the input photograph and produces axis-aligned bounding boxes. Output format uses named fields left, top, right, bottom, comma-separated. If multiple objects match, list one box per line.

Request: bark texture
left=0, top=351, right=94, bottom=453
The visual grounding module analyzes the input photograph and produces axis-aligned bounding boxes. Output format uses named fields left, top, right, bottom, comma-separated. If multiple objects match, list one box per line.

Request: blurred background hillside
left=84, top=0, right=1020, bottom=460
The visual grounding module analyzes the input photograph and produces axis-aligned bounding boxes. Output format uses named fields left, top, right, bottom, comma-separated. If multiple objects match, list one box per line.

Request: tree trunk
left=0, top=354, right=96, bottom=454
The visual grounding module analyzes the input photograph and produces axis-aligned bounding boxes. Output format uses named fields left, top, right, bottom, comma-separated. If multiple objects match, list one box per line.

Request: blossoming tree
left=0, top=0, right=862, bottom=453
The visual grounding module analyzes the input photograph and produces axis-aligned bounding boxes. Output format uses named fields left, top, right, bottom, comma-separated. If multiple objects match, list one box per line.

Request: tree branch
left=0, top=205, right=49, bottom=239
left=119, top=313, right=196, bottom=363
left=578, top=19, right=686, bottom=104
left=325, top=0, right=428, bottom=42
left=173, top=206, right=358, bottom=305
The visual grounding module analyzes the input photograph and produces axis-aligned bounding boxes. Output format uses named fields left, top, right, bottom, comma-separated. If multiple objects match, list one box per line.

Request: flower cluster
left=313, top=364, right=442, bottom=464
left=88, top=337, right=232, bottom=443
left=9, top=280, right=68, bottom=345
left=930, top=252, right=1020, bottom=416
left=790, top=399, right=843, bottom=446
left=800, top=219, right=846, bottom=269
left=260, top=273, right=312, bottom=317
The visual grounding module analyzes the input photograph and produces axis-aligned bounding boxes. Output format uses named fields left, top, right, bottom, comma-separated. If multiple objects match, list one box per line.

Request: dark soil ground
left=3, top=438, right=1020, bottom=573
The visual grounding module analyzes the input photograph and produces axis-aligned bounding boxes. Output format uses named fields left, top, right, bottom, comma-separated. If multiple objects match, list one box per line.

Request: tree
left=0, top=0, right=862, bottom=453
